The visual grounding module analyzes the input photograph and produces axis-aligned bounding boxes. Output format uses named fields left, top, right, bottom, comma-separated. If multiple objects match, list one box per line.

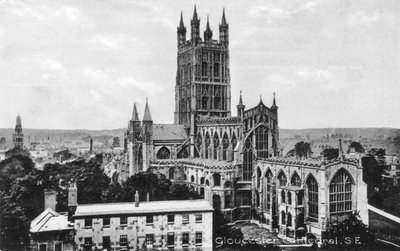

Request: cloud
left=347, top=10, right=382, bottom=26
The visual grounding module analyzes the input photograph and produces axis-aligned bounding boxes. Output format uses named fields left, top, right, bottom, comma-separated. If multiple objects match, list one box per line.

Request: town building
left=13, top=115, right=24, bottom=149
left=73, top=192, right=213, bottom=251
left=124, top=7, right=280, bottom=221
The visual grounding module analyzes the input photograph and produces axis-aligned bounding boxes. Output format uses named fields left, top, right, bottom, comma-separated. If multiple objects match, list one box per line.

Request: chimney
left=146, top=192, right=150, bottom=202
left=89, top=138, right=93, bottom=154
left=44, top=189, right=57, bottom=211
left=135, top=190, right=139, bottom=207
left=68, top=183, right=78, bottom=221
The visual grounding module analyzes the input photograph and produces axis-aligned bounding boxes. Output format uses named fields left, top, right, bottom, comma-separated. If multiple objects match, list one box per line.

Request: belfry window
left=307, top=175, right=319, bottom=221
left=329, top=169, right=353, bottom=215
left=243, top=136, right=253, bottom=181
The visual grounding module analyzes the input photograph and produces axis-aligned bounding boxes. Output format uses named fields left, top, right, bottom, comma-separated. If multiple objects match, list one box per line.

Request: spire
left=221, top=7, right=227, bottom=26
left=238, top=90, right=244, bottom=106
left=132, top=102, right=139, bottom=121
left=16, top=115, right=21, bottom=127
left=204, top=15, right=213, bottom=41
left=271, top=92, right=277, bottom=109
left=179, top=11, right=185, bottom=29
left=192, top=5, right=199, bottom=21
left=143, top=98, right=152, bottom=121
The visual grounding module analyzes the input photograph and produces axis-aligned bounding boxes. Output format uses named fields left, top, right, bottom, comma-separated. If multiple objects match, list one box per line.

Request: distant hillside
left=0, top=127, right=399, bottom=155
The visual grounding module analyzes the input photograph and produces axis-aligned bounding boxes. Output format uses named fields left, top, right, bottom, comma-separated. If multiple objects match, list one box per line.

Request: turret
left=271, top=92, right=278, bottom=111
left=219, top=8, right=229, bottom=46
left=142, top=98, right=153, bottom=144
left=204, top=16, right=213, bottom=42
left=177, top=11, right=186, bottom=46
left=190, top=5, right=201, bottom=45
left=237, top=91, right=245, bottom=121
left=130, top=102, right=141, bottom=141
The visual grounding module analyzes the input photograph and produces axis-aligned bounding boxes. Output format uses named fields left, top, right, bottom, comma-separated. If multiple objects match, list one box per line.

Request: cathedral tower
left=174, top=7, right=231, bottom=156
left=13, top=115, right=23, bottom=150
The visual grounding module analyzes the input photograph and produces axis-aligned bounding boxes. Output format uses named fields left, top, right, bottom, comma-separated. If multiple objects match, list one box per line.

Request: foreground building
left=73, top=192, right=213, bottom=251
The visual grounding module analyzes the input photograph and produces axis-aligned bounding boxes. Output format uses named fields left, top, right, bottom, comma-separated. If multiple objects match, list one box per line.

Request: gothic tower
left=127, top=103, right=142, bottom=176
left=13, top=115, right=23, bottom=150
left=174, top=6, right=231, bottom=156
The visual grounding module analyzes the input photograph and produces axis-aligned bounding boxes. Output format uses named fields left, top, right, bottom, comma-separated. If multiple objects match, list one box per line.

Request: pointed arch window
left=243, top=136, right=253, bottom=181
left=177, top=147, right=189, bottom=159
left=281, top=211, right=286, bottom=225
left=306, top=175, right=319, bottom=221
left=169, top=167, right=175, bottom=180
left=205, top=132, right=211, bottom=159
left=287, top=212, right=292, bottom=227
left=222, top=133, right=229, bottom=161
left=213, top=173, right=221, bottom=187
left=281, top=190, right=286, bottom=203
left=288, top=191, right=292, bottom=205
left=255, top=126, right=268, bottom=158
left=256, top=167, right=261, bottom=189
left=214, top=63, right=220, bottom=77
left=196, top=133, right=202, bottom=149
left=213, top=133, right=219, bottom=160
left=157, top=146, right=170, bottom=159
left=277, top=171, right=287, bottom=187
left=231, top=133, right=237, bottom=149
left=202, top=62, right=208, bottom=77
left=291, top=172, right=301, bottom=187
left=329, top=169, right=353, bottom=215
left=265, top=170, right=273, bottom=210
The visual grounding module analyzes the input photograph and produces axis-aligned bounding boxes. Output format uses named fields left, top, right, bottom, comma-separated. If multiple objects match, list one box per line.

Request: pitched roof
left=74, top=200, right=213, bottom=217
left=153, top=124, right=187, bottom=141
left=30, top=208, right=73, bottom=233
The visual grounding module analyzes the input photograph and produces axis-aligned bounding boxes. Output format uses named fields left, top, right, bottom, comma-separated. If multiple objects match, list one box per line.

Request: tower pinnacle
left=221, top=7, right=227, bottom=26
left=192, top=5, right=199, bottom=21
left=204, top=15, right=213, bottom=41
left=271, top=92, right=278, bottom=109
left=143, top=98, right=152, bottom=121
left=132, top=102, right=139, bottom=121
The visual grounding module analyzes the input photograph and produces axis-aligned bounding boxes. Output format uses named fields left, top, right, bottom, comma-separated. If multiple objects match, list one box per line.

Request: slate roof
left=153, top=124, right=187, bottom=141
left=73, top=200, right=213, bottom=217
left=30, top=208, right=73, bottom=233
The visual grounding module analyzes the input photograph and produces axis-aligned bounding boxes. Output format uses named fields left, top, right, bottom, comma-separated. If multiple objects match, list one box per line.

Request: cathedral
left=123, top=7, right=368, bottom=239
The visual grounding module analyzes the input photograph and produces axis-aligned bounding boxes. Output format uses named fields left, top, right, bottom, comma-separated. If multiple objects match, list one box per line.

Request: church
left=123, top=6, right=368, bottom=239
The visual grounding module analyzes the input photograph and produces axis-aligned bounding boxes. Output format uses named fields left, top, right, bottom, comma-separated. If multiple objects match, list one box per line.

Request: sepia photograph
left=0, top=0, right=399, bottom=250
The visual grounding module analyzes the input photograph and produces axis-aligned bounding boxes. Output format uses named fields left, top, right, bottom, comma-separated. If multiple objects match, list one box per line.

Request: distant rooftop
left=74, top=199, right=213, bottom=218
left=30, top=208, right=73, bottom=233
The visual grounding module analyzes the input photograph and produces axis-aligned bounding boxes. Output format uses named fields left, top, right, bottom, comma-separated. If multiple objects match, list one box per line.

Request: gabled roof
left=153, top=124, right=187, bottom=141
left=30, top=207, right=73, bottom=233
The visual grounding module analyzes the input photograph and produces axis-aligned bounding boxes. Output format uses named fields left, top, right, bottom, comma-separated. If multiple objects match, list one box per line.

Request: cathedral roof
left=153, top=124, right=187, bottom=141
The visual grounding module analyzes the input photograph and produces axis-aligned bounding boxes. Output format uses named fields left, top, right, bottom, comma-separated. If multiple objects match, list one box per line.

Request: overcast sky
left=0, top=0, right=399, bottom=130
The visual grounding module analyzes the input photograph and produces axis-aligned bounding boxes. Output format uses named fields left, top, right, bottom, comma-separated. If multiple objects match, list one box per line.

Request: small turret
left=191, top=5, right=201, bottom=45
left=271, top=92, right=278, bottom=111
left=237, top=91, right=245, bottom=121
left=204, top=16, right=213, bottom=42
left=132, top=102, right=140, bottom=121
left=219, top=8, right=229, bottom=46
left=177, top=11, right=186, bottom=46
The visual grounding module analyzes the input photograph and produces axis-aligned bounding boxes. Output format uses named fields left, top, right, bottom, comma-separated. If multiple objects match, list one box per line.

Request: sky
left=0, top=0, right=399, bottom=130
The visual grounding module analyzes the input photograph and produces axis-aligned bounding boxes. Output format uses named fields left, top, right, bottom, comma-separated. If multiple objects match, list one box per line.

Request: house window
left=167, top=232, right=175, bottom=246
left=54, top=242, right=62, bottom=251
left=84, top=219, right=92, bottom=228
left=103, top=218, right=110, bottom=227
left=120, top=216, right=127, bottom=225
left=120, top=235, right=128, bottom=246
left=307, top=175, right=319, bottom=221
left=182, top=232, right=189, bottom=246
left=329, top=169, right=353, bottom=215
left=195, top=214, right=202, bottom=223
left=84, top=237, right=92, bottom=251
left=168, top=214, right=175, bottom=224
left=103, top=236, right=111, bottom=249
left=39, top=244, right=47, bottom=251
left=145, top=234, right=154, bottom=246
left=195, top=232, right=202, bottom=245
left=146, top=215, right=154, bottom=224
left=182, top=214, right=189, bottom=224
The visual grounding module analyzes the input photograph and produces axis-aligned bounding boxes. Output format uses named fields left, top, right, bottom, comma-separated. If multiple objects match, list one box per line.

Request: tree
left=323, top=212, right=377, bottom=249
left=287, top=141, right=312, bottom=158
left=362, top=156, right=384, bottom=196
left=348, top=141, right=365, bottom=153
left=168, top=183, right=200, bottom=200
left=124, top=172, right=171, bottom=202
left=322, top=148, right=339, bottom=160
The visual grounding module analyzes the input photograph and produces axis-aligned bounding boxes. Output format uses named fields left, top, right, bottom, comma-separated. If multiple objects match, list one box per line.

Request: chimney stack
left=68, top=183, right=78, bottom=221
left=339, top=139, right=344, bottom=160
left=89, top=138, right=93, bottom=153
left=135, top=190, right=139, bottom=207
left=44, top=189, right=57, bottom=211
left=146, top=192, right=150, bottom=202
